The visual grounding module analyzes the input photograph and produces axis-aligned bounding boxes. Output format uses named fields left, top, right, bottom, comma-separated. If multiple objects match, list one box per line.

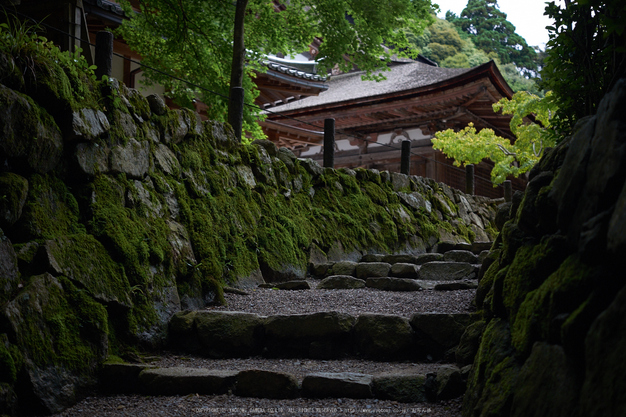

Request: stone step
left=169, top=311, right=476, bottom=361
left=99, top=360, right=470, bottom=403
left=310, top=258, right=482, bottom=282
left=316, top=276, right=478, bottom=291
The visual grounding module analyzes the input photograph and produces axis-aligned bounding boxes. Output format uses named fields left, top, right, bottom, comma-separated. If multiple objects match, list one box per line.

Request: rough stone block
left=372, top=372, right=428, bottom=403
left=302, top=372, right=373, bottom=399
left=139, top=368, right=238, bottom=396
left=235, top=370, right=299, bottom=399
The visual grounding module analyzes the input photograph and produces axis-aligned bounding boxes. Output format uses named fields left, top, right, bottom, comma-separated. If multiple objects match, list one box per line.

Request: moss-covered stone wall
left=0, top=45, right=498, bottom=414
left=463, top=79, right=626, bottom=417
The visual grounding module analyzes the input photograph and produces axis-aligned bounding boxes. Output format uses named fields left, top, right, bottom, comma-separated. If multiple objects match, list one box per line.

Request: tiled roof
left=84, top=0, right=125, bottom=15
left=263, top=60, right=327, bottom=82
left=268, top=62, right=473, bottom=112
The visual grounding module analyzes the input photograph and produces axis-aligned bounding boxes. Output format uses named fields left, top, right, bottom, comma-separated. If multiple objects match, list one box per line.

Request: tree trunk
left=228, top=0, right=249, bottom=142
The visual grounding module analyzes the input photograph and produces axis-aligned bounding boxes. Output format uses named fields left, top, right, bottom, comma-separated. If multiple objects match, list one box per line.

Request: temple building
left=260, top=60, right=525, bottom=197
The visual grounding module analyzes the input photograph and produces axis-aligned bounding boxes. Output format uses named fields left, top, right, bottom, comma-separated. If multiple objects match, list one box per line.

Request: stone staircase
left=98, top=243, right=491, bottom=407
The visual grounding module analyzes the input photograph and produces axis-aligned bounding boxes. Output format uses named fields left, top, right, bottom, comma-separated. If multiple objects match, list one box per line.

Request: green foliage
left=116, top=0, right=435, bottom=139
left=432, top=91, right=557, bottom=185
left=540, top=0, right=626, bottom=133
left=0, top=12, right=98, bottom=103
left=446, top=0, right=538, bottom=77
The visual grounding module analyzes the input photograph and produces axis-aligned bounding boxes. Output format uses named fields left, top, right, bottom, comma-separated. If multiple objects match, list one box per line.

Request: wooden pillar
left=323, top=118, right=335, bottom=168
left=465, top=164, right=475, bottom=195
left=95, top=31, right=114, bottom=79
left=400, top=140, right=411, bottom=175
left=504, top=180, right=512, bottom=202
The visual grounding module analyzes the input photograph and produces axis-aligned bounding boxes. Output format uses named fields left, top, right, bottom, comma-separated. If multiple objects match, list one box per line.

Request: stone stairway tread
left=169, top=311, right=475, bottom=362
left=100, top=357, right=468, bottom=402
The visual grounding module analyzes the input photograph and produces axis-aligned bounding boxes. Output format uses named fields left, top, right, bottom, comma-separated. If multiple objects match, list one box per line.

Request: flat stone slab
left=302, top=372, right=373, bottom=399
left=100, top=363, right=155, bottom=393
left=372, top=372, right=429, bottom=403
left=366, top=277, right=422, bottom=292
left=235, top=369, right=299, bottom=399
left=259, top=280, right=311, bottom=290
left=471, top=241, right=493, bottom=253
left=138, top=367, right=238, bottom=395
left=419, top=262, right=477, bottom=281
left=434, top=281, right=478, bottom=291
left=317, top=275, right=365, bottom=289
left=443, top=250, right=479, bottom=264
left=414, top=280, right=438, bottom=290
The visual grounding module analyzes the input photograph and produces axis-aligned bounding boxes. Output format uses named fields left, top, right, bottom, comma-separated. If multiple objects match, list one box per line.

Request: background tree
left=117, top=0, right=435, bottom=140
left=410, top=15, right=542, bottom=95
left=446, top=0, right=538, bottom=78
left=540, top=0, right=626, bottom=134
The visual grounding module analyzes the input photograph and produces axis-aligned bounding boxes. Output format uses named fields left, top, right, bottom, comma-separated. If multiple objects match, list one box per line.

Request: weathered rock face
left=0, top=44, right=499, bottom=415
left=465, top=79, right=626, bottom=417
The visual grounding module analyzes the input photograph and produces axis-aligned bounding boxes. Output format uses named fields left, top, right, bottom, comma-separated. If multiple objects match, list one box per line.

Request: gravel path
left=54, top=394, right=463, bottom=416
left=210, top=281, right=476, bottom=318
left=54, top=283, right=473, bottom=417
left=154, top=354, right=444, bottom=380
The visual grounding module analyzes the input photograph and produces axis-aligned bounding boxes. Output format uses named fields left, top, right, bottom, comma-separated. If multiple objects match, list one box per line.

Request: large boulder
left=37, top=235, right=133, bottom=308
left=109, top=138, right=150, bottom=179
left=1, top=274, right=108, bottom=415
left=0, top=173, right=28, bottom=228
left=0, top=85, right=63, bottom=174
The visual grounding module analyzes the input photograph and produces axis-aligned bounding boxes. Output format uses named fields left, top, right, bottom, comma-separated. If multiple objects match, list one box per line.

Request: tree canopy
left=540, top=0, right=626, bottom=133
left=446, top=0, right=538, bottom=78
left=117, top=0, right=435, bottom=138
left=410, top=15, right=542, bottom=95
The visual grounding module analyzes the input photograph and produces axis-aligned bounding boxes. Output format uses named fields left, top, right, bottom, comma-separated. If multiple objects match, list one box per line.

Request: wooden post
left=400, top=140, right=411, bottom=175
left=465, top=164, right=475, bottom=195
left=323, top=118, right=335, bottom=168
left=504, top=180, right=512, bottom=202
left=95, top=31, right=113, bottom=79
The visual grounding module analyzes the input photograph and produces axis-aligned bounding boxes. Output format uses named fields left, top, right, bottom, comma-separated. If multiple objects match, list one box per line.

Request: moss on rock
left=511, top=255, right=595, bottom=357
